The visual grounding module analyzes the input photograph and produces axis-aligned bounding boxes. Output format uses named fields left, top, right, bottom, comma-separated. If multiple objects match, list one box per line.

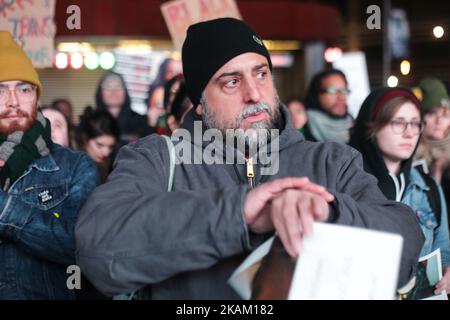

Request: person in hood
left=303, top=69, right=354, bottom=143
left=350, top=87, right=450, bottom=297
left=75, top=18, right=423, bottom=299
left=95, top=71, right=154, bottom=146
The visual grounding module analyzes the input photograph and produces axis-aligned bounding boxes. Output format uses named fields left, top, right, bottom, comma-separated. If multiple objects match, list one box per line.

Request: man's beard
left=0, top=105, right=37, bottom=135
left=200, top=93, right=283, bottom=150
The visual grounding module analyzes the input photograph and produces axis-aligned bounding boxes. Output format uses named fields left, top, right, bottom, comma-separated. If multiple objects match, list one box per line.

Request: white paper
left=288, top=223, right=403, bottom=300
left=416, top=249, right=448, bottom=300
left=332, top=52, right=371, bottom=119
left=228, top=236, right=274, bottom=300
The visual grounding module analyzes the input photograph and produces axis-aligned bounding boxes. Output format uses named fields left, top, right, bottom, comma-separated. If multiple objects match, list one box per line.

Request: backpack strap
left=415, top=166, right=441, bottom=227
left=113, top=135, right=176, bottom=300
left=161, top=135, right=175, bottom=192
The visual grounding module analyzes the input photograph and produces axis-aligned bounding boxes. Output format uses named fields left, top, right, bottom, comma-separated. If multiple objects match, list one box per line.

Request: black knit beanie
left=182, top=18, right=272, bottom=107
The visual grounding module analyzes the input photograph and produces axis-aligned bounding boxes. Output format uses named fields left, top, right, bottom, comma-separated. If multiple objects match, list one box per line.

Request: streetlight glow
left=433, top=26, right=445, bottom=39
left=387, top=75, right=399, bottom=87
left=400, top=60, right=411, bottom=75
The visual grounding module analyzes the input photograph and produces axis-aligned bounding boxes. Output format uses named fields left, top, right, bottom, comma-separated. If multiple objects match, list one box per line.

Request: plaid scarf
left=0, top=111, right=53, bottom=190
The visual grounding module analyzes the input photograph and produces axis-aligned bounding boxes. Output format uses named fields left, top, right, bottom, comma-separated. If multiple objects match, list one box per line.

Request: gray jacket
left=75, top=106, right=424, bottom=299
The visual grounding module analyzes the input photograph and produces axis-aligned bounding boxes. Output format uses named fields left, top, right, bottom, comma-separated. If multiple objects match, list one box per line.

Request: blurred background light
left=55, top=52, right=69, bottom=69
left=84, top=52, right=100, bottom=70
left=400, top=60, right=411, bottom=75
left=324, top=47, right=343, bottom=63
left=433, top=26, right=445, bottom=38
left=99, top=52, right=115, bottom=70
left=387, top=75, right=399, bottom=87
left=70, top=52, right=84, bottom=69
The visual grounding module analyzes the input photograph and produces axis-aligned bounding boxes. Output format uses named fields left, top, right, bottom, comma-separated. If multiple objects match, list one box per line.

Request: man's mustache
left=0, top=109, right=29, bottom=119
left=237, top=103, right=272, bottom=123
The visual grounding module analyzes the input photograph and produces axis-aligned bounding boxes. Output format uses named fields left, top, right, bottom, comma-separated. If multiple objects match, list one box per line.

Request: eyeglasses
left=425, top=109, right=450, bottom=120
left=390, top=119, right=424, bottom=135
left=321, top=87, right=351, bottom=96
left=0, top=83, right=37, bottom=104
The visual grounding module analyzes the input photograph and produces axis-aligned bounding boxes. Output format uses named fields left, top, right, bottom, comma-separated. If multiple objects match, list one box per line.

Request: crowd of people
left=0, top=16, right=449, bottom=300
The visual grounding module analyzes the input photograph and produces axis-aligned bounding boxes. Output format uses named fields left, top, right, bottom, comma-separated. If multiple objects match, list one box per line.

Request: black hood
left=95, top=71, right=133, bottom=131
left=349, top=87, right=423, bottom=201
left=95, top=71, right=154, bottom=142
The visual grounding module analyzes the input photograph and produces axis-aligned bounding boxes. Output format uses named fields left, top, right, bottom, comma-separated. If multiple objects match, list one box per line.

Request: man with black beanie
left=76, top=18, right=424, bottom=299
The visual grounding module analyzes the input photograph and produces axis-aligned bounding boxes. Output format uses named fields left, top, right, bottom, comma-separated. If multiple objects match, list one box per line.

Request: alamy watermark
left=66, top=5, right=81, bottom=30
left=66, top=265, right=81, bottom=290
left=171, top=121, right=280, bottom=176
left=366, top=5, right=381, bottom=30
left=65, top=5, right=382, bottom=32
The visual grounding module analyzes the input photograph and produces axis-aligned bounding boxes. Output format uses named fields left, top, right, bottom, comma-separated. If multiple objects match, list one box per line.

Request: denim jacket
left=0, top=144, right=99, bottom=299
left=402, top=168, right=450, bottom=267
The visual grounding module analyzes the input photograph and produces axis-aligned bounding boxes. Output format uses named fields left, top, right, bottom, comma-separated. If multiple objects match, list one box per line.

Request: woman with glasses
left=350, top=87, right=450, bottom=298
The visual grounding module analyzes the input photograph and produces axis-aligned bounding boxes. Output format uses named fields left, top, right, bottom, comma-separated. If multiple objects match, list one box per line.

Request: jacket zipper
left=246, top=157, right=255, bottom=189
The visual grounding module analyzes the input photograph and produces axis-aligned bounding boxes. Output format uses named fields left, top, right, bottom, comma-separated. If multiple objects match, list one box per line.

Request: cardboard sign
left=161, top=0, right=241, bottom=50
left=0, top=0, right=56, bottom=68
left=333, top=52, right=371, bottom=119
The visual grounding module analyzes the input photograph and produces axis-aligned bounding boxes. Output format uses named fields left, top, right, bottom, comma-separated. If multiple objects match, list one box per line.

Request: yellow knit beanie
left=0, top=31, right=42, bottom=97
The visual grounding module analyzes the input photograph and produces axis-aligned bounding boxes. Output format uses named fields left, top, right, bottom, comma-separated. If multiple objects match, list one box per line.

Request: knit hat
left=0, top=31, right=42, bottom=97
left=182, top=18, right=272, bottom=106
left=418, top=78, right=449, bottom=113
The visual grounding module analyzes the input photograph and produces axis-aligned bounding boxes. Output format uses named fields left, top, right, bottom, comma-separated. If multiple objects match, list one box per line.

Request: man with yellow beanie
left=0, top=31, right=99, bottom=299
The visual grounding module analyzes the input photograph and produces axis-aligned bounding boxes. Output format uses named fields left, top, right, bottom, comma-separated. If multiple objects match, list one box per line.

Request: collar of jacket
left=408, top=167, right=431, bottom=192
left=29, top=149, right=59, bottom=172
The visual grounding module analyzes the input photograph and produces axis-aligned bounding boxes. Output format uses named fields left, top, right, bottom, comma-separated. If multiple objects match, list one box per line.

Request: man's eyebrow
left=253, top=63, right=269, bottom=71
left=17, top=81, right=32, bottom=86
left=214, top=63, right=270, bottom=83
left=215, top=71, right=241, bottom=83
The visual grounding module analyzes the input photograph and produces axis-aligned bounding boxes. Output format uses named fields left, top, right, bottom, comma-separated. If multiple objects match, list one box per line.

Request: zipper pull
left=246, top=157, right=255, bottom=189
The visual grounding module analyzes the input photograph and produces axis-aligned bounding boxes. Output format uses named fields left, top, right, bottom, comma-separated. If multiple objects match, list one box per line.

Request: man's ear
left=195, top=104, right=203, bottom=115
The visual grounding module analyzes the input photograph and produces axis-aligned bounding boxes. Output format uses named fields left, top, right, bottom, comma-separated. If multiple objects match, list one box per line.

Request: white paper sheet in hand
left=288, top=222, right=403, bottom=300
left=418, top=249, right=448, bottom=300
